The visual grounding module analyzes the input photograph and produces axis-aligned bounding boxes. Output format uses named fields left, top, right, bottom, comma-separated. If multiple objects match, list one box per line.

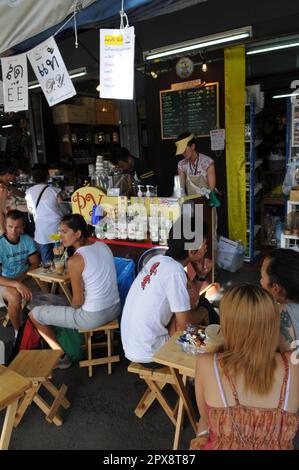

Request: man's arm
left=68, top=254, right=84, bottom=308
left=0, top=275, right=32, bottom=301
left=0, top=184, right=8, bottom=234
left=15, top=252, right=40, bottom=282
left=279, top=309, right=296, bottom=352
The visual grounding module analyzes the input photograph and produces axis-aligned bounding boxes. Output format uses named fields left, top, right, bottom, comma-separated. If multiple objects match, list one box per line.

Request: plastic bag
left=282, top=166, right=293, bottom=196
left=55, top=327, right=84, bottom=361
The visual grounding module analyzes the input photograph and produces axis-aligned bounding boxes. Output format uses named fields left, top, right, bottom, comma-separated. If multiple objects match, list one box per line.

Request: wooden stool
left=0, top=365, right=31, bottom=450
left=128, top=362, right=179, bottom=426
left=8, top=350, right=70, bottom=427
left=79, top=320, right=120, bottom=377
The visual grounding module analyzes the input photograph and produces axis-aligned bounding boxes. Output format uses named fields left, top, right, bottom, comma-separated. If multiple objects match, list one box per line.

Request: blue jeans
left=38, top=243, right=54, bottom=263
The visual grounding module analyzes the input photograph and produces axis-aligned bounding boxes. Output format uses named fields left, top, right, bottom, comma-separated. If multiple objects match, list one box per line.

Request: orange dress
left=201, top=354, right=298, bottom=450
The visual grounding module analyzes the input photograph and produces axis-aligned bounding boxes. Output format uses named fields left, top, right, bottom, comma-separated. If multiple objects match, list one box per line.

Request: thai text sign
left=100, top=27, right=135, bottom=100
left=27, top=36, right=76, bottom=107
left=1, top=53, right=28, bottom=112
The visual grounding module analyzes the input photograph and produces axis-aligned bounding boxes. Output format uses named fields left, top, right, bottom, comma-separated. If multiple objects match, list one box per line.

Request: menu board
left=160, top=82, right=219, bottom=140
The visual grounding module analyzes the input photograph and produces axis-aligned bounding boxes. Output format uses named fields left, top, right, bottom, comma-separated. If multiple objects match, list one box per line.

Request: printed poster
left=100, top=27, right=135, bottom=100
left=27, top=36, right=76, bottom=107
left=1, top=53, right=28, bottom=112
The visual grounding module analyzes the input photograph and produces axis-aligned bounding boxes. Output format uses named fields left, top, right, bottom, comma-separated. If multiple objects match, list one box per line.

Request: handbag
left=54, top=327, right=84, bottom=361
left=26, top=185, right=49, bottom=237
left=19, top=318, right=42, bottom=350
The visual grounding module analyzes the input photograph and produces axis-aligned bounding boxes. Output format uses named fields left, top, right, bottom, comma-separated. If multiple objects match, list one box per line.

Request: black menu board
left=160, top=82, right=219, bottom=140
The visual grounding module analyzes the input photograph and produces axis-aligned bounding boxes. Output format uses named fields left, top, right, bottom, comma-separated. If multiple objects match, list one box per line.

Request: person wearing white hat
left=175, top=132, right=216, bottom=196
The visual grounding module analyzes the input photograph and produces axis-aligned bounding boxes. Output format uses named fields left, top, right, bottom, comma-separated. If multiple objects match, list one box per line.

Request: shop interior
left=1, top=0, right=299, bottom=452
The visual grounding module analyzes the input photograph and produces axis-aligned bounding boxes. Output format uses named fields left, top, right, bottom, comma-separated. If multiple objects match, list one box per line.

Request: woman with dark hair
left=25, top=163, right=66, bottom=263
left=175, top=132, right=216, bottom=195
left=260, top=248, right=299, bottom=352
left=29, top=214, right=120, bottom=368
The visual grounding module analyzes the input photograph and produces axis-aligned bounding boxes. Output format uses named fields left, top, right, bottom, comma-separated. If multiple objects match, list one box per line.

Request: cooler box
left=114, top=257, right=136, bottom=310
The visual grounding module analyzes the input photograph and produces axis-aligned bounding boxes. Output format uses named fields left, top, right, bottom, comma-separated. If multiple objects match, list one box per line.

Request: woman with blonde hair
left=191, top=284, right=299, bottom=450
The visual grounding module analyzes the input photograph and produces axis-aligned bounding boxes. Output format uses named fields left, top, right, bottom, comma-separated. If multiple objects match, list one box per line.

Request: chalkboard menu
left=160, top=82, right=219, bottom=140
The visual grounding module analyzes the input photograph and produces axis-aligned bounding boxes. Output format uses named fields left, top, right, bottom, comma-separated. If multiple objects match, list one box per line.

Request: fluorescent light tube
left=273, top=92, right=299, bottom=99
left=247, top=42, right=299, bottom=55
left=1, top=124, right=13, bottom=128
left=144, top=27, right=252, bottom=61
left=28, top=67, right=87, bottom=90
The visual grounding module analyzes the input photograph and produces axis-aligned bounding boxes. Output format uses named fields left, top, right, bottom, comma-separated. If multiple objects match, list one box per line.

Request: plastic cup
left=54, top=260, right=64, bottom=275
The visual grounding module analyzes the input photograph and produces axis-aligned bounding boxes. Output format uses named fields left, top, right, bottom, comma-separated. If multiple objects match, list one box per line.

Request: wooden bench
left=0, top=365, right=31, bottom=450
left=8, top=350, right=70, bottom=427
left=128, top=362, right=179, bottom=426
left=79, top=320, right=120, bottom=377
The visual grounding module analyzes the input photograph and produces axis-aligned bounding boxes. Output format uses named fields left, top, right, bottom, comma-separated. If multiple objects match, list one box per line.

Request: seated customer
left=0, top=210, right=39, bottom=336
left=29, top=214, right=121, bottom=369
left=121, top=216, right=216, bottom=366
left=192, top=285, right=299, bottom=450
left=260, top=248, right=299, bottom=352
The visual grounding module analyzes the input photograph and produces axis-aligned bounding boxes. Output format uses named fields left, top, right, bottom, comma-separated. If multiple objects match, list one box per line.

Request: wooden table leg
left=0, top=399, right=19, bottom=450
left=34, top=278, right=49, bottom=294
left=59, top=283, right=72, bottom=304
left=169, top=369, right=197, bottom=450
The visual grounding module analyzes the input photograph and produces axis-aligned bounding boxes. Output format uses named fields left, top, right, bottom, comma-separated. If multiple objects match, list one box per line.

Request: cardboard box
left=72, top=97, right=96, bottom=107
left=290, top=187, right=299, bottom=202
left=52, top=104, right=93, bottom=124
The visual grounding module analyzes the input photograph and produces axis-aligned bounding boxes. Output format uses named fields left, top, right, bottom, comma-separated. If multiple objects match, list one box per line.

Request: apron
left=186, top=174, right=209, bottom=195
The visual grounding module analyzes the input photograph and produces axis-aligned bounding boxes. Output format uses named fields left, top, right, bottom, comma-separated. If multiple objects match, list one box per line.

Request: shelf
left=262, top=196, right=285, bottom=205
left=244, top=250, right=261, bottom=262
left=245, top=158, right=263, bottom=170
left=246, top=225, right=261, bottom=237
left=245, top=139, right=263, bottom=147
left=246, top=183, right=263, bottom=195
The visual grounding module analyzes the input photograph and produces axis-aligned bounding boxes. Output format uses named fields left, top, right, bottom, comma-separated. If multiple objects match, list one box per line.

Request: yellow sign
left=104, top=35, right=123, bottom=45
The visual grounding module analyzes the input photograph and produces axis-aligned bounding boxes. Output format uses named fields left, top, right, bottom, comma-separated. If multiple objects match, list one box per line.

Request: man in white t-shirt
left=121, top=217, right=210, bottom=365
left=25, top=164, right=68, bottom=264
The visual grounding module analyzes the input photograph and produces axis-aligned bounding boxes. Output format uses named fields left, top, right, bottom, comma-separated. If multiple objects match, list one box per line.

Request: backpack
left=19, top=318, right=41, bottom=350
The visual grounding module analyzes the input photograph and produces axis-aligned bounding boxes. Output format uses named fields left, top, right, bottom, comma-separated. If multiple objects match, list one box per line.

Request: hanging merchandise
left=100, top=1, right=135, bottom=100
left=1, top=53, right=28, bottom=112
left=27, top=36, right=76, bottom=107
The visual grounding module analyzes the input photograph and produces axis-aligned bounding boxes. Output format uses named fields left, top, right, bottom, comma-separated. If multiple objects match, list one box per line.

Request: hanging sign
left=100, top=26, right=135, bottom=100
left=210, top=129, right=225, bottom=151
left=27, top=36, right=76, bottom=107
left=1, top=53, right=28, bottom=112
left=0, top=81, right=4, bottom=105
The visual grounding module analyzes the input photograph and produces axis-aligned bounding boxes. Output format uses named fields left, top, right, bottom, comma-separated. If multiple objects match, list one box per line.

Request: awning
left=0, top=0, right=206, bottom=55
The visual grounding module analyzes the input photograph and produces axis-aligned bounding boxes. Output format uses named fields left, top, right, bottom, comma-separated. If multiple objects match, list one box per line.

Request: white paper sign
left=1, top=54, right=28, bottom=112
left=210, top=128, right=225, bottom=151
left=100, top=27, right=135, bottom=100
left=0, top=81, right=4, bottom=105
left=27, top=36, right=76, bottom=107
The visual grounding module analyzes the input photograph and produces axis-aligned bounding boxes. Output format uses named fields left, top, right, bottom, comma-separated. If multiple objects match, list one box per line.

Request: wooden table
left=0, top=365, right=31, bottom=450
left=27, top=267, right=72, bottom=304
left=153, top=331, right=197, bottom=450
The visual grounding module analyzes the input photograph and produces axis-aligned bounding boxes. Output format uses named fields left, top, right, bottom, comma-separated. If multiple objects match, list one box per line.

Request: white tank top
left=76, top=243, right=119, bottom=312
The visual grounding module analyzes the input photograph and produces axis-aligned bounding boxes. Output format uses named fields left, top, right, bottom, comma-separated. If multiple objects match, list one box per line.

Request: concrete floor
left=3, top=259, right=298, bottom=450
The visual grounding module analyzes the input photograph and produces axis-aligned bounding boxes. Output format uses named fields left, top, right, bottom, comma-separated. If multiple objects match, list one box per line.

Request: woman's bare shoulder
left=196, top=353, right=215, bottom=369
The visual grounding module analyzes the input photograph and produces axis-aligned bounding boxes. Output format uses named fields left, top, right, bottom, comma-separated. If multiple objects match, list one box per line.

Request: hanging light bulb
left=201, top=62, right=208, bottom=72
left=150, top=70, right=158, bottom=79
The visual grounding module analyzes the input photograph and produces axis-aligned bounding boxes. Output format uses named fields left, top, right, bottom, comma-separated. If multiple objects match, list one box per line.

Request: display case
left=244, top=103, right=263, bottom=261
left=280, top=200, right=299, bottom=250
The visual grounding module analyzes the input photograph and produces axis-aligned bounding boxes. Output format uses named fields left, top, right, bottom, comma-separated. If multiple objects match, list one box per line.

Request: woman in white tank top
left=30, top=214, right=120, bottom=363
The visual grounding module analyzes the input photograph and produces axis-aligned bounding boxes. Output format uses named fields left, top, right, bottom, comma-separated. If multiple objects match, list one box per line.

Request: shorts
left=0, top=285, right=5, bottom=307
left=32, top=301, right=121, bottom=330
